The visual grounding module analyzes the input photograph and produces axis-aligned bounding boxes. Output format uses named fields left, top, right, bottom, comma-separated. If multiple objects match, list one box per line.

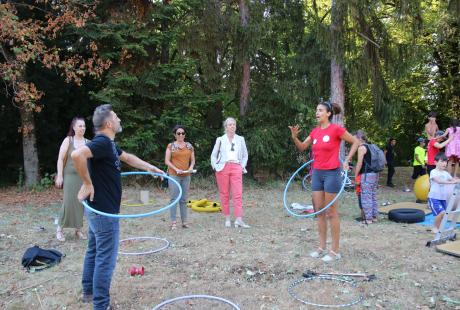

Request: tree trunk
left=238, top=0, right=250, bottom=117
left=160, top=0, right=170, bottom=64
left=19, top=107, right=40, bottom=187
left=330, top=0, right=346, bottom=126
left=1, top=43, right=40, bottom=187
left=330, top=0, right=347, bottom=161
left=240, top=62, right=250, bottom=117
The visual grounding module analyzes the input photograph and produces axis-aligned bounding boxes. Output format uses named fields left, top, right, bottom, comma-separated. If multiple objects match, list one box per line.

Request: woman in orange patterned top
left=165, top=125, right=195, bottom=230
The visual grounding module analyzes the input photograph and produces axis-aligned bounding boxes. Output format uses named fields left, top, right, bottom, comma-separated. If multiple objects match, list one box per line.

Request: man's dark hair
left=435, top=152, right=448, bottom=162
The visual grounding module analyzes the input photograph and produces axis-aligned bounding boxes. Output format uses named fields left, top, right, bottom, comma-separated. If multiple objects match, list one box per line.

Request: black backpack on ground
left=21, top=245, right=64, bottom=272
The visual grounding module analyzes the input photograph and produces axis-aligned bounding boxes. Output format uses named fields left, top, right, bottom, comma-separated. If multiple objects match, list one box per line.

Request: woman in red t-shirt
left=289, top=101, right=359, bottom=262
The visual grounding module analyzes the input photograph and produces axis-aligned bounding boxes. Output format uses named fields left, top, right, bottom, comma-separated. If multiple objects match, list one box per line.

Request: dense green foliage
left=1, top=0, right=459, bottom=185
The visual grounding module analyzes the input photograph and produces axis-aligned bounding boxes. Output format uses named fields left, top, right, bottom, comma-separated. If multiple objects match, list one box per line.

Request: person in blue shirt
left=72, top=104, right=164, bottom=310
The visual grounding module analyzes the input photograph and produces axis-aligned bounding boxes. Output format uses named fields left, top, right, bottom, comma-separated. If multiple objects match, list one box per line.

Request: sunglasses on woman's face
left=176, top=131, right=186, bottom=136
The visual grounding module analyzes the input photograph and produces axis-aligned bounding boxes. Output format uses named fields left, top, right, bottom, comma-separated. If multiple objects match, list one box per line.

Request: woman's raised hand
left=288, top=125, right=301, bottom=139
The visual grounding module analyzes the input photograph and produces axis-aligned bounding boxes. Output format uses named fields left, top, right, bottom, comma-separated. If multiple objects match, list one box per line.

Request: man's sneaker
left=309, top=248, right=326, bottom=258
left=80, top=293, right=92, bottom=303
left=321, top=251, right=341, bottom=262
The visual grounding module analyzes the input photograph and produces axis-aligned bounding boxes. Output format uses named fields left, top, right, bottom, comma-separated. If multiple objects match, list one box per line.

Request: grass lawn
left=0, top=167, right=459, bottom=309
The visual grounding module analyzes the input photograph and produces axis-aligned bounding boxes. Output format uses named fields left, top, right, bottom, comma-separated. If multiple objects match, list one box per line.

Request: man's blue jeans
left=82, top=210, right=119, bottom=310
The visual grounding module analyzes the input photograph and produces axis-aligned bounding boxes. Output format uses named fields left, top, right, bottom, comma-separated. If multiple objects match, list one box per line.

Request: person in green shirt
left=412, top=137, right=427, bottom=179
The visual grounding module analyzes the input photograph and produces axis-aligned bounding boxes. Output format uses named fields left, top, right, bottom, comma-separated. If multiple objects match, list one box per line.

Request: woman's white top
left=210, top=134, right=248, bottom=173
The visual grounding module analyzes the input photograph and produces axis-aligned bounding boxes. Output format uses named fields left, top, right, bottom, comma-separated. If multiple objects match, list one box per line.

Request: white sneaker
left=225, top=220, right=231, bottom=228
left=234, top=219, right=250, bottom=228
left=321, top=251, right=341, bottom=262
left=309, top=248, right=326, bottom=258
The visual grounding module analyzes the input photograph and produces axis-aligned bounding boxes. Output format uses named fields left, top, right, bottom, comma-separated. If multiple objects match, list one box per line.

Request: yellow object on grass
left=414, top=174, right=430, bottom=202
left=187, top=199, right=222, bottom=212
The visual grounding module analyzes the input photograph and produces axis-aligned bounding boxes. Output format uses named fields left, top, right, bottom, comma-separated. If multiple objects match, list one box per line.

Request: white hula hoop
left=152, top=294, right=241, bottom=310
left=119, top=236, right=170, bottom=256
left=288, top=275, right=364, bottom=308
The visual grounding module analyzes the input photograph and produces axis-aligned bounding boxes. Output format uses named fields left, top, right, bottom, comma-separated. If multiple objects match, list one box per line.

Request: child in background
left=428, top=152, right=460, bottom=233
left=354, top=174, right=366, bottom=224
left=445, top=119, right=460, bottom=177
left=426, top=131, right=452, bottom=175
left=412, top=138, right=426, bottom=180
left=425, top=111, right=439, bottom=140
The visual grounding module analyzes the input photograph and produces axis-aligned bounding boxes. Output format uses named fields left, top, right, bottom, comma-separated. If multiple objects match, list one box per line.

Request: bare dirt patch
left=0, top=168, right=459, bottom=309
left=0, top=187, right=62, bottom=206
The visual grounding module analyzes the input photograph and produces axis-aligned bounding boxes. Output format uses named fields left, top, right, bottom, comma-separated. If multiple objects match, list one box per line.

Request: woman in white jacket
left=211, top=117, right=249, bottom=228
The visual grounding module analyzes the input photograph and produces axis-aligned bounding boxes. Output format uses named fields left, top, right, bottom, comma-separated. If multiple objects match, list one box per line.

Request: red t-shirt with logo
left=427, top=138, right=439, bottom=165
left=309, top=124, right=346, bottom=170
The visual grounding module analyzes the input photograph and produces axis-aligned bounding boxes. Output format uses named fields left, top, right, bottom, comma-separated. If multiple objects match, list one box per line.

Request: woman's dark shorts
left=311, top=168, right=342, bottom=193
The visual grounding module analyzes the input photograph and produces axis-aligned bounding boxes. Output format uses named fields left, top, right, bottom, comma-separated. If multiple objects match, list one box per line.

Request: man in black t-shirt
left=384, top=138, right=397, bottom=187
left=72, top=104, right=164, bottom=310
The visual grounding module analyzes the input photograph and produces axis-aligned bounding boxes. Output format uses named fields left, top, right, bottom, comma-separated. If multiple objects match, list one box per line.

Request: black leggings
left=412, top=165, right=426, bottom=179
left=387, top=163, right=395, bottom=185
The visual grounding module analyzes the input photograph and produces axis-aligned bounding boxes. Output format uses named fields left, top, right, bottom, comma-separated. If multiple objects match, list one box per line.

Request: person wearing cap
left=427, top=130, right=453, bottom=175
left=412, top=137, right=426, bottom=180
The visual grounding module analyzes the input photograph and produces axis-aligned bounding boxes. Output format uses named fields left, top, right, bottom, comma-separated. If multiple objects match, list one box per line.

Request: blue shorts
left=311, top=168, right=342, bottom=193
left=427, top=198, right=447, bottom=216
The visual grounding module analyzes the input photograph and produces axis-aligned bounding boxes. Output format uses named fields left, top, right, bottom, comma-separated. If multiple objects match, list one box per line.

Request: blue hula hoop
left=283, top=160, right=347, bottom=218
left=82, top=172, right=182, bottom=219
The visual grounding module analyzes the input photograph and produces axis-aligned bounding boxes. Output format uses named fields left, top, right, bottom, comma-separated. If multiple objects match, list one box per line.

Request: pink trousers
left=215, top=163, right=243, bottom=217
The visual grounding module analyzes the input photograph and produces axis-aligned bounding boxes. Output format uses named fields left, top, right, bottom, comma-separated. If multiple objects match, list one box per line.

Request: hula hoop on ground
left=283, top=160, right=347, bottom=218
left=288, top=276, right=363, bottom=308
left=152, top=295, right=241, bottom=310
left=82, top=172, right=182, bottom=219
left=119, top=236, right=170, bottom=256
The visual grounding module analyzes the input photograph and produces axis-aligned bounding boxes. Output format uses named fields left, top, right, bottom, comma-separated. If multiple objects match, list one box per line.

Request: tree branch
left=8, top=2, right=51, bottom=14
left=320, top=8, right=331, bottom=23
left=357, top=32, right=381, bottom=48
left=0, top=44, right=11, bottom=62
